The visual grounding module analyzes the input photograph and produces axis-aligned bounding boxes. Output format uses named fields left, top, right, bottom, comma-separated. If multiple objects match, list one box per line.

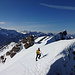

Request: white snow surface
left=0, top=36, right=75, bottom=75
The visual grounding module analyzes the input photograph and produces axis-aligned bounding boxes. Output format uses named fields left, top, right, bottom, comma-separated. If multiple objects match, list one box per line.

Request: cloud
left=0, top=22, right=5, bottom=24
left=40, top=3, right=75, bottom=10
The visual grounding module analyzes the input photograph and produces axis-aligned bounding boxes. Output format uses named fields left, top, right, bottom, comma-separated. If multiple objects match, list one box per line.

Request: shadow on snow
left=41, top=53, right=48, bottom=59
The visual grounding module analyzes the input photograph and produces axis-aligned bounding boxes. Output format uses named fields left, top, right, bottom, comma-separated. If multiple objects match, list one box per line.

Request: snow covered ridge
left=47, top=39, right=75, bottom=75
left=46, top=30, right=74, bottom=45
left=0, top=35, right=34, bottom=64
left=0, top=42, right=16, bottom=62
left=0, top=35, right=75, bottom=75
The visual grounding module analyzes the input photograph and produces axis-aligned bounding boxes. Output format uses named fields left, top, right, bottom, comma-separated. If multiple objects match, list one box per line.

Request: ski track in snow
left=0, top=36, right=75, bottom=75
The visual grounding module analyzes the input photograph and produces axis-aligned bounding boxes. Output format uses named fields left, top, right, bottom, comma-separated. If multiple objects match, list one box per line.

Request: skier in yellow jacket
left=36, top=48, right=41, bottom=61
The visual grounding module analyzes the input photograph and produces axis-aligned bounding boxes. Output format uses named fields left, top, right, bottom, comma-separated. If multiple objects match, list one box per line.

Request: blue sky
left=0, top=0, right=75, bottom=34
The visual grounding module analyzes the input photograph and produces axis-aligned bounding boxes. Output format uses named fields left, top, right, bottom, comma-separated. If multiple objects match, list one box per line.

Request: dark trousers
left=36, top=54, right=41, bottom=61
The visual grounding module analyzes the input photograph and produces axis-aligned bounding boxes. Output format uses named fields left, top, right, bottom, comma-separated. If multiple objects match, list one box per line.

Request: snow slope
left=0, top=36, right=75, bottom=75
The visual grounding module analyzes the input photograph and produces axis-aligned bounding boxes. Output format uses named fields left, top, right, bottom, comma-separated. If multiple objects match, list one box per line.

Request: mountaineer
left=36, top=48, right=41, bottom=61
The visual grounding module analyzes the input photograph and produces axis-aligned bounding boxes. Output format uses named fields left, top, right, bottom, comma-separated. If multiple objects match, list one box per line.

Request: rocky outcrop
left=4, top=43, right=22, bottom=59
left=37, top=36, right=47, bottom=43
left=46, top=30, right=68, bottom=45
left=0, top=56, right=6, bottom=63
left=22, top=35, right=34, bottom=49
left=10, top=52, right=16, bottom=58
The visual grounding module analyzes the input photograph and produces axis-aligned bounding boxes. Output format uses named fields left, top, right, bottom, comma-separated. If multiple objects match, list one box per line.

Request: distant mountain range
left=0, top=28, right=54, bottom=47
left=20, top=30, right=54, bottom=37
left=0, top=27, right=75, bottom=47
left=0, top=28, right=27, bottom=46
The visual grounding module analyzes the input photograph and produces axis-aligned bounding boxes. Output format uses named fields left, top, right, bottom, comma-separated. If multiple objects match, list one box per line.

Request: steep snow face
left=0, top=42, right=16, bottom=55
left=0, top=36, right=75, bottom=75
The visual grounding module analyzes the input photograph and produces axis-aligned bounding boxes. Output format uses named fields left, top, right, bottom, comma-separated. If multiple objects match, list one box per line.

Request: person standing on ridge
left=36, top=48, right=41, bottom=61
